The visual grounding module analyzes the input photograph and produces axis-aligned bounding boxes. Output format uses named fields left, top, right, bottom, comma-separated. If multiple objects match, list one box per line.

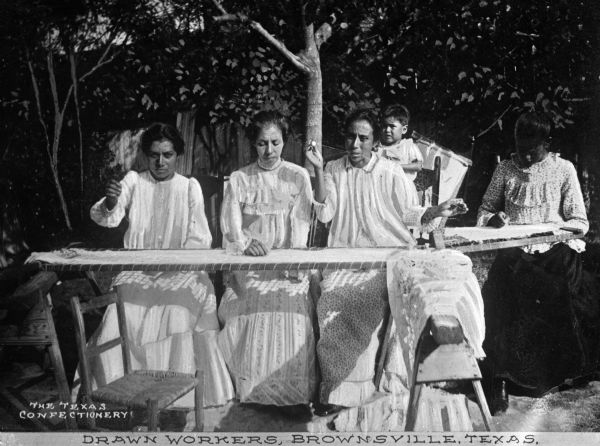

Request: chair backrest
left=414, top=155, right=442, bottom=208
left=70, top=292, right=130, bottom=398
left=196, top=174, right=225, bottom=249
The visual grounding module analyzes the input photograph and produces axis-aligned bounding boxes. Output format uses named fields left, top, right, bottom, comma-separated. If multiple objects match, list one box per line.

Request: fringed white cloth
left=386, top=249, right=485, bottom=385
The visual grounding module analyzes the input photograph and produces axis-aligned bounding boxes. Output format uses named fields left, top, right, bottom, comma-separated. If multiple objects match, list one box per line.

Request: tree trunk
left=49, top=113, right=72, bottom=231
left=69, top=50, right=85, bottom=221
left=49, top=161, right=72, bottom=231
left=303, top=24, right=323, bottom=175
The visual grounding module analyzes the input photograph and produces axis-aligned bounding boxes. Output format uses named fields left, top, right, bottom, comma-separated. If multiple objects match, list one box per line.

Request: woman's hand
left=436, top=198, right=469, bottom=218
left=244, top=239, right=270, bottom=256
left=422, top=198, right=468, bottom=225
left=105, top=179, right=122, bottom=210
left=487, top=211, right=510, bottom=228
left=305, top=141, right=324, bottom=171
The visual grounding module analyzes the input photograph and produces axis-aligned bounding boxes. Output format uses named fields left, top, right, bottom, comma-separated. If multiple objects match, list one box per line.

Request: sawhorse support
left=404, top=316, right=492, bottom=431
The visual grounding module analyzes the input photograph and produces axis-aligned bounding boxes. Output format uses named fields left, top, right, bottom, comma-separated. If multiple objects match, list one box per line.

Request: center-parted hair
left=514, top=111, right=552, bottom=143
left=246, top=110, right=290, bottom=144
left=380, top=104, right=410, bottom=126
left=140, top=123, right=185, bottom=155
left=344, top=108, right=378, bottom=135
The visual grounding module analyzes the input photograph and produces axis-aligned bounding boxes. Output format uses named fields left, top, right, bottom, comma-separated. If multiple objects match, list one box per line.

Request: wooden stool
left=404, top=316, right=492, bottom=431
left=0, top=272, right=76, bottom=430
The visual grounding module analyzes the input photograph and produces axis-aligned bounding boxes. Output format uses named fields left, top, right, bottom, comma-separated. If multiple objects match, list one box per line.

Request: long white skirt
left=218, top=270, right=318, bottom=406
left=73, top=271, right=234, bottom=407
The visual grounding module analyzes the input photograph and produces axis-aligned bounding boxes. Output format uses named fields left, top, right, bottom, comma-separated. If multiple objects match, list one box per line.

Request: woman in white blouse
left=85, top=123, right=233, bottom=408
left=218, top=111, right=318, bottom=411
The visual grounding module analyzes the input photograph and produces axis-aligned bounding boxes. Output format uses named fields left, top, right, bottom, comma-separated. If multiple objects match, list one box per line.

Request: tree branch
left=211, top=0, right=311, bottom=74
left=25, top=50, right=51, bottom=163
left=46, top=51, right=64, bottom=167
left=250, top=21, right=311, bottom=73
left=475, top=104, right=513, bottom=139
left=210, top=0, right=228, bottom=15
left=79, top=35, right=120, bottom=83
left=69, top=47, right=84, bottom=215
left=46, top=52, right=61, bottom=122
left=213, top=14, right=240, bottom=22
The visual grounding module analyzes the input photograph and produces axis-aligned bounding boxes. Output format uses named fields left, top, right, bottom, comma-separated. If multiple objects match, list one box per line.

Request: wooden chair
left=0, top=272, right=76, bottom=430
left=414, top=155, right=442, bottom=208
left=70, top=292, right=204, bottom=431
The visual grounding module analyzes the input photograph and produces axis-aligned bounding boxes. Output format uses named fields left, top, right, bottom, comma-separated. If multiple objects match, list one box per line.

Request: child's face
left=381, top=117, right=408, bottom=145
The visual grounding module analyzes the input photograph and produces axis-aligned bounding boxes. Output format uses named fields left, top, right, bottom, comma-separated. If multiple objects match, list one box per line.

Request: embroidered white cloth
left=315, top=154, right=431, bottom=245
left=26, top=247, right=402, bottom=271
left=386, top=249, right=485, bottom=385
left=477, top=153, right=588, bottom=253
left=443, top=223, right=564, bottom=242
left=413, top=139, right=472, bottom=205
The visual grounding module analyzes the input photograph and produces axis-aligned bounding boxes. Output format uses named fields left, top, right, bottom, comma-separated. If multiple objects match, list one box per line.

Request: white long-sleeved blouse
left=90, top=170, right=212, bottom=249
left=315, top=154, right=428, bottom=248
left=220, top=161, right=313, bottom=254
left=477, top=153, right=588, bottom=252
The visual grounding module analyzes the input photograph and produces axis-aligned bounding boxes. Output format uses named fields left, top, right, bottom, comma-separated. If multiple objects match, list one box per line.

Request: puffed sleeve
left=220, top=172, right=250, bottom=255
left=407, top=139, right=424, bottom=163
left=314, top=162, right=338, bottom=224
left=90, top=171, right=137, bottom=227
left=289, top=168, right=313, bottom=248
left=561, top=162, right=589, bottom=235
left=476, top=162, right=507, bottom=226
left=184, top=178, right=213, bottom=249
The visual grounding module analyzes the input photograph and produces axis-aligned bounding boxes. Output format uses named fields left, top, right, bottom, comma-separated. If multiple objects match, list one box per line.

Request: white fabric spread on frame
left=386, top=249, right=485, bottom=385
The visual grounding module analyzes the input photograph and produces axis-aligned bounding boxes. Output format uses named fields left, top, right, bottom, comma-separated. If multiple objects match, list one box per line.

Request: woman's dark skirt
left=483, top=243, right=600, bottom=396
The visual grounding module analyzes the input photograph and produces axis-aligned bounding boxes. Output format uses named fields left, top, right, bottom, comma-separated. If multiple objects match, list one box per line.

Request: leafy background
left=1, top=0, right=599, bottom=254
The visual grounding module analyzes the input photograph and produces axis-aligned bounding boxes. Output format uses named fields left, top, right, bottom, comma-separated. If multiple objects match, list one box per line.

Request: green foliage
left=0, top=0, right=598, bottom=244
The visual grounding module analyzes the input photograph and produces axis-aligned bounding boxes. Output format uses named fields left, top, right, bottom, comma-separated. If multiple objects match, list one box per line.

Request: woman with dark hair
left=478, top=111, right=599, bottom=413
left=218, top=110, right=318, bottom=409
left=84, top=122, right=234, bottom=408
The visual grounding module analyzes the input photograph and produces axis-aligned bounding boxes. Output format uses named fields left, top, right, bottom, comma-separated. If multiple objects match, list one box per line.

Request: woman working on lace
left=218, top=110, right=318, bottom=414
left=83, top=122, right=234, bottom=408
left=477, top=111, right=600, bottom=414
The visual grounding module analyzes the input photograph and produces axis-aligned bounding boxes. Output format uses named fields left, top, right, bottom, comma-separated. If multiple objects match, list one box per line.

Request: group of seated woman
left=84, top=109, right=599, bottom=419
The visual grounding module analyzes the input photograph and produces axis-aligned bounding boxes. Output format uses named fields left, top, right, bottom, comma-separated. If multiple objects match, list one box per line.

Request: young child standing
left=374, top=104, right=423, bottom=203
left=375, top=104, right=423, bottom=181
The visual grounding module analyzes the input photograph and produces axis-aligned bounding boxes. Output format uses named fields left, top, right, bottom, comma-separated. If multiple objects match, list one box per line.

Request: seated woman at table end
left=81, top=122, right=234, bottom=409
left=218, top=110, right=318, bottom=414
left=477, top=111, right=599, bottom=414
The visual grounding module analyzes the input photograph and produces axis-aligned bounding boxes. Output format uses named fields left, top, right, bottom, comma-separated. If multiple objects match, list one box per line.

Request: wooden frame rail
left=26, top=226, right=583, bottom=272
